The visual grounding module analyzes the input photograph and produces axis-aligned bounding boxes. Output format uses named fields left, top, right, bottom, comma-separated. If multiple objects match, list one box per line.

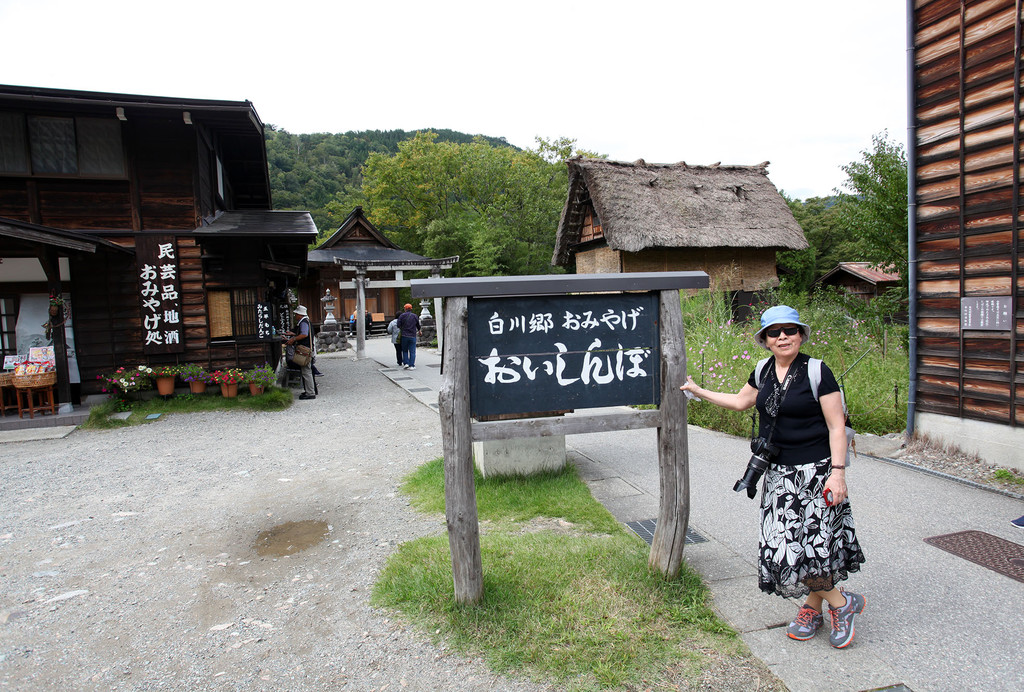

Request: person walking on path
left=284, top=305, right=316, bottom=400
left=680, top=305, right=866, bottom=648
left=397, top=303, right=421, bottom=370
left=387, top=311, right=403, bottom=367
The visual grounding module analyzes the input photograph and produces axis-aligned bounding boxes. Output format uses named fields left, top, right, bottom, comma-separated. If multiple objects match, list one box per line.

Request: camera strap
left=762, top=364, right=798, bottom=450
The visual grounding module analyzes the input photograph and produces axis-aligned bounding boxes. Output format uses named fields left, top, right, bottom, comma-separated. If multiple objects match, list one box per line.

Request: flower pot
left=248, top=383, right=265, bottom=396
left=155, top=376, right=175, bottom=396
left=189, top=381, right=207, bottom=395
left=220, top=383, right=238, bottom=398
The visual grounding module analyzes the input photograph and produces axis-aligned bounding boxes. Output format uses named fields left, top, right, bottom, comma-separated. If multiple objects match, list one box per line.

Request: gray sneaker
left=828, top=590, right=866, bottom=648
left=787, top=604, right=824, bottom=641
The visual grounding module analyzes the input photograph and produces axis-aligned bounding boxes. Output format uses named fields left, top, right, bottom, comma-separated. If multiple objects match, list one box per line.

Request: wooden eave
left=0, top=217, right=134, bottom=256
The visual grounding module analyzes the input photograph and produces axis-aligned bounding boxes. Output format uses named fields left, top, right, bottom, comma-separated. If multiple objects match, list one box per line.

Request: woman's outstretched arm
left=680, top=376, right=758, bottom=412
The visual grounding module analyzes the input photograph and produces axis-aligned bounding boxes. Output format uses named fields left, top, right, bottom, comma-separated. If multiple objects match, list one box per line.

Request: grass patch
left=993, top=469, right=1024, bottom=487
left=373, top=459, right=751, bottom=690
left=81, top=386, right=292, bottom=428
left=402, top=458, right=621, bottom=534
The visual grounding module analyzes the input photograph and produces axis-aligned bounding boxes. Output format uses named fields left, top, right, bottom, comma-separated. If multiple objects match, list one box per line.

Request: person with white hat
left=680, top=305, right=866, bottom=649
left=284, top=305, right=316, bottom=400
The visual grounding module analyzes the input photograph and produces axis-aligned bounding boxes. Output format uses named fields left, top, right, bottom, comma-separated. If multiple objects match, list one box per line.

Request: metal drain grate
left=924, top=530, right=1024, bottom=584
left=626, top=519, right=707, bottom=547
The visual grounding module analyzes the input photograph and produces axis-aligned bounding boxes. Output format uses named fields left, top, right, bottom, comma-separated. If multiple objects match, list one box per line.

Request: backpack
left=754, top=357, right=856, bottom=466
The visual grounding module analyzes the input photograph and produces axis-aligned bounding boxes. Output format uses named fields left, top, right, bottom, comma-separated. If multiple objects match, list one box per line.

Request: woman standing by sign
left=680, top=305, right=866, bottom=648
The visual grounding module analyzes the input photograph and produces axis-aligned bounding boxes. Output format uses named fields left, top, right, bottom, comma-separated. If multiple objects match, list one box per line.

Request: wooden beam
left=412, top=271, right=708, bottom=298
left=438, top=295, right=483, bottom=604
left=471, top=409, right=661, bottom=442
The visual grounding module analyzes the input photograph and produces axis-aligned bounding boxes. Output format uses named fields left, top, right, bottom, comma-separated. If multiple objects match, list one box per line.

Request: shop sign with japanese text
left=467, top=293, right=660, bottom=416
left=136, top=235, right=184, bottom=354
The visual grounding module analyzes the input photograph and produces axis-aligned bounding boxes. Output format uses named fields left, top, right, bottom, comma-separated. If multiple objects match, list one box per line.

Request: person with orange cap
left=396, top=303, right=421, bottom=370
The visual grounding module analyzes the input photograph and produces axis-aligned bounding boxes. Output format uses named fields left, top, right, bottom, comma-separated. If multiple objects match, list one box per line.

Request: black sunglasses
left=765, top=326, right=801, bottom=338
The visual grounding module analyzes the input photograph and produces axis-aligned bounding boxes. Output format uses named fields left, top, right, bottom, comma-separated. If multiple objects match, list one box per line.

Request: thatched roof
left=553, top=158, right=808, bottom=266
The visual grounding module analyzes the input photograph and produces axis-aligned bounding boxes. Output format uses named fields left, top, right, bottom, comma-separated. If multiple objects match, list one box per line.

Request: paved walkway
left=358, top=337, right=1024, bottom=692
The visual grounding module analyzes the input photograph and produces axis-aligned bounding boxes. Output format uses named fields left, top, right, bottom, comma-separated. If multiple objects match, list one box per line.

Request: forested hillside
left=265, top=126, right=513, bottom=233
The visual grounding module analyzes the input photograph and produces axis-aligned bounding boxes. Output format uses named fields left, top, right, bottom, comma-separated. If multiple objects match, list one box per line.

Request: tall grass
left=681, top=288, right=908, bottom=436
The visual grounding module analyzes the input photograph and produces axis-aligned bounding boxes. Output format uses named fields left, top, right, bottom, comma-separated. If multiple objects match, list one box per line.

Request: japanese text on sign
left=960, top=296, right=1012, bottom=331
left=136, top=236, right=184, bottom=354
left=467, top=294, right=660, bottom=416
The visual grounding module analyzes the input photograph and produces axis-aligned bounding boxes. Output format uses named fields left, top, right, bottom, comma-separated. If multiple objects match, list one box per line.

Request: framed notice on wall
left=467, top=292, right=660, bottom=417
left=960, top=297, right=1012, bottom=331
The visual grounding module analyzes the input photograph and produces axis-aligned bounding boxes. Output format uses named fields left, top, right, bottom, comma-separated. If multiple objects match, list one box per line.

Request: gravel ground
left=887, top=434, right=1024, bottom=495
left=0, top=356, right=552, bottom=692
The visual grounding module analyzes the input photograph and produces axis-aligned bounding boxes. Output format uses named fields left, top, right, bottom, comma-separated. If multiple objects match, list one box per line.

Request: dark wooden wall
left=0, top=119, right=198, bottom=231
left=913, top=0, right=1023, bottom=425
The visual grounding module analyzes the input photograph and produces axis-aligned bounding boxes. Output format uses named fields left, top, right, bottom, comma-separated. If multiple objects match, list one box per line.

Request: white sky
left=1, top=0, right=908, bottom=200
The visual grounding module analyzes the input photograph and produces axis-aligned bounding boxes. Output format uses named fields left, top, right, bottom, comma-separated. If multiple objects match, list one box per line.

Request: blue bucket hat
left=754, top=305, right=810, bottom=350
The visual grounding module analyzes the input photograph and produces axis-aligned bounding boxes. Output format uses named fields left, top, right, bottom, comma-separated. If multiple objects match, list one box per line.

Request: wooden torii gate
left=412, top=271, right=709, bottom=603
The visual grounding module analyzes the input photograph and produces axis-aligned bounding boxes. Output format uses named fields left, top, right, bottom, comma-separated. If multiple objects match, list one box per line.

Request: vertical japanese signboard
left=467, top=293, right=660, bottom=417
left=256, top=302, right=273, bottom=340
left=136, top=235, right=184, bottom=354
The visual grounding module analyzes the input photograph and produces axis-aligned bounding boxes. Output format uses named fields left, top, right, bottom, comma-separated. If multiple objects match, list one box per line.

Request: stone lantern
left=314, top=288, right=350, bottom=353
left=321, top=289, right=337, bottom=325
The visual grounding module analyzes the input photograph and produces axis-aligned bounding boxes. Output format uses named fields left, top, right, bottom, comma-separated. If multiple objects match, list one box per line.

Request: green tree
left=361, top=132, right=596, bottom=276
left=836, top=132, right=908, bottom=276
left=778, top=194, right=856, bottom=293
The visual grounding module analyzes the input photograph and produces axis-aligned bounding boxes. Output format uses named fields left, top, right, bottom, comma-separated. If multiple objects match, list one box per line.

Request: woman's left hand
left=824, top=470, right=848, bottom=505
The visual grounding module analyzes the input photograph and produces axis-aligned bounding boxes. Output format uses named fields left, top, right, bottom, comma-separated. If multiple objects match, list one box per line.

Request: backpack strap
left=809, top=357, right=850, bottom=419
left=754, top=357, right=771, bottom=389
left=808, top=357, right=822, bottom=401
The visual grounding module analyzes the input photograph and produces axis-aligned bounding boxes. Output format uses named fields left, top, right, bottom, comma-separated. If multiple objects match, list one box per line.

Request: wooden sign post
left=413, top=272, right=709, bottom=604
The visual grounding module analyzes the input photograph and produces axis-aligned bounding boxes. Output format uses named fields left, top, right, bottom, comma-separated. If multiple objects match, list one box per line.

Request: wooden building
left=0, top=85, right=316, bottom=406
left=910, top=0, right=1024, bottom=468
left=816, top=262, right=902, bottom=302
left=552, top=158, right=807, bottom=307
left=304, top=206, right=457, bottom=329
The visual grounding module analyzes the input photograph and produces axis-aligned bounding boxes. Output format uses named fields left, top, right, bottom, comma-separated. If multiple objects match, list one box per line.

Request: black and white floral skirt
left=757, top=458, right=865, bottom=598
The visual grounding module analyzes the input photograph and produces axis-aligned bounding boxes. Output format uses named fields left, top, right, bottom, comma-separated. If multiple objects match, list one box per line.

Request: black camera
left=733, top=437, right=778, bottom=499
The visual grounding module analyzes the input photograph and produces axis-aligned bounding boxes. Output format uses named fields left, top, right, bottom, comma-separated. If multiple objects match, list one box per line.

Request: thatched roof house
left=552, top=158, right=808, bottom=292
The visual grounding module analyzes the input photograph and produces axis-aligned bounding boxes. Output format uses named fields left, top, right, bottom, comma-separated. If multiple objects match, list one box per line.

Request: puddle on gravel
left=254, top=520, right=330, bottom=557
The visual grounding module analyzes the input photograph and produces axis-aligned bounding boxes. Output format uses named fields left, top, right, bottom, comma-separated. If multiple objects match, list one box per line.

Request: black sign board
left=256, top=302, right=273, bottom=340
left=467, top=293, right=660, bottom=417
left=135, top=235, right=184, bottom=355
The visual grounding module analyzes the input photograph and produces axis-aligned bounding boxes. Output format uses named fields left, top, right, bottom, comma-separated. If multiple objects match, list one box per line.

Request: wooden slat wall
left=129, top=118, right=198, bottom=230
left=913, top=0, right=1022, bottom=425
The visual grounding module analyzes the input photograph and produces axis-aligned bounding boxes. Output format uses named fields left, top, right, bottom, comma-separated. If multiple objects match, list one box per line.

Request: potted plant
left=210, top=368, right=244, bottom=398
left=150, top=364, right=182, bottom=396
left=179, top=363, right=210, bottom=395
left=244, top=363, right=275, bottom=396
left=98, top=364, right=153, bottom=405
